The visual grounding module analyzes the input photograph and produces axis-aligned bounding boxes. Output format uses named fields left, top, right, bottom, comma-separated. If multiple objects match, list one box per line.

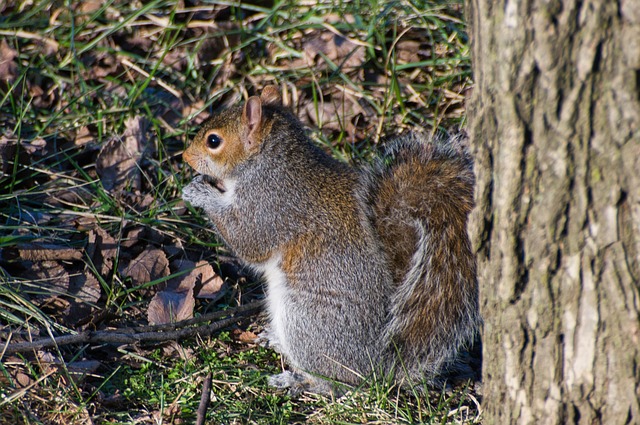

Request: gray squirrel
left=182, top=86, right=480, bottom=394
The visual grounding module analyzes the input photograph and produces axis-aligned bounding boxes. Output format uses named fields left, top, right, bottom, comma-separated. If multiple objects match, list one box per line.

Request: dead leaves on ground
left=2, top=107, right=229, bottom=343
left=3, top=109, right=227, bottom=334
left=0, top=1, right=471, bottom=420
left=2, top=234, right=229, bottom=328
left=1, top=1, right=469, bottom=153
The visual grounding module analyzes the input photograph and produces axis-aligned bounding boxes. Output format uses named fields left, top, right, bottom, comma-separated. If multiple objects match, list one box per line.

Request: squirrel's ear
left=243, top=96, right=263, bottom=143
left=260, top=85, right=281, bottom=106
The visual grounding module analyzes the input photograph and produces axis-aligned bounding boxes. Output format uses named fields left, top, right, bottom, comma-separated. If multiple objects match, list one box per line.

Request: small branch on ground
left=1, top=301, right=263, bottom=355
left=196, top=372, right=213, bottom=425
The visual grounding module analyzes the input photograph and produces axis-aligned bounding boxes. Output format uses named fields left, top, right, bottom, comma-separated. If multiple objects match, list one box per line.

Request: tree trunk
left=465, top=0, right=640, bottom=423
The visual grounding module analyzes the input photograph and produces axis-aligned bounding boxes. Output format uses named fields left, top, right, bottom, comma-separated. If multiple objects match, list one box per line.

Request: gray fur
left=183, top=105, right=480, bottom=395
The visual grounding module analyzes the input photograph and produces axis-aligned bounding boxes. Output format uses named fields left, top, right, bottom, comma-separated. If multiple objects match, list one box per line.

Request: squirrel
left=182, top=86, right=481, bottom=395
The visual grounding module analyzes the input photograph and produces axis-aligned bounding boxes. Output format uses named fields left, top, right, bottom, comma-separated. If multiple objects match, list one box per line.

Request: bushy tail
left=366, top=132, right=481, bottom=381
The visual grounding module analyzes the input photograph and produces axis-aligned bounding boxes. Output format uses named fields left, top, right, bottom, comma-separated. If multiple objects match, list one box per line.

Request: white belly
left=255, top=254, right=290, bottom=354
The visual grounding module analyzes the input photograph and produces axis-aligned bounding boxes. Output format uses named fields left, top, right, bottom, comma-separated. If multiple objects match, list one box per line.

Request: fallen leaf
left=29, top=84, right=51, bottom=109
left=60, top=271, right=101, bottom=327
left=396, top=39, right=423, bottom=65
left=1, top=357, right=34, bottom=389
left=96, top=116, right=150, bottom=192
left=166, top=259, right=226, bottom=299
left=120, top=247, right=170, bottom=287
left=74, top=126, right=94, bottom=146
left=194, top=260, right=226, bottom=299
left=87, top=51, right=119, bottom=79
left=87, top=227, right=118, bottom=276
left=161, top=341, right=194, bottom=360
left=147, top=287, right=194, bottom=325
left=121, top=226, right=145, bottom=249
left=302, top=31, right=365, bottom=73
left=162, top=238, right=184, bottom=258
left=62, top=360, right=102, bottom=385
left=69, top=271, right=101, bottom=304
left=21, top=137, right=48, bottom=156
left=115, top=34, right=153, bottom=57
left=302, top=88, right=373, bottom=138
left=235, top=330, right=258, bottom=344
left=74, top=0, right=102, bottom=16
left=21, top=261, right=70, bottom=301
left=181, top=100, right=209, bottom=125
left=0, top=39, right=18, bottom=82
left=0, top=134, right=49, bottom=179
left=165, top=258, right=197, bottom=292
left=37, top=351, right=57, bottom=363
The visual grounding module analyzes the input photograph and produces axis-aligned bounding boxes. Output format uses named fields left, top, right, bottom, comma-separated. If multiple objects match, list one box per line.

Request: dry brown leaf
left=235, top=330, right=258, bottom=344
left=74, top=0, right=102, bottom=15
left=147, top=287, right=194, bottom=325
left=162, top=238, right=184, bottom=257
left=22, top=261, right=70, bottom=300
left=120, top=247, right=170, bottom=287
left=302, top=89, right=372, bottom=138
left=182, top=100, right=210, bottom=126
left=60, top=271, right=101, bottom=327
left=87, top=227, right=118, bottom=276
left=69, top=271, right=101, bottom=304
left=396, top=39, right=423, bottom=65
left=195, top=260, right=225, bottom=299
left=161, top=341, right=195, bottom=360
left=0, top=135, right=49, bottom=178
left=0, top=39, right=18, bottom=82
left=22, top=137, right=47, bottom=155
left=74, top=126, right=94, bottom=146
left=121, top=226, right=144, bottom=249
left=96, top=116, right=150, bottom=192
left=62, top=360, right=102, bottom=385
left=162, top=48, right=188, bottom=72
left=165, top=258, right=197, bottom=292
left=88, top=52, right=119, bottom=79
left=137, top=193, right=154, bottom=209
left=116, top=35, right=153, bottom=57
left=302, top=32, right=365, bottom=73
left=166, top=259, right=226, bottom=299
left=1, top=357, right=34, bottom=389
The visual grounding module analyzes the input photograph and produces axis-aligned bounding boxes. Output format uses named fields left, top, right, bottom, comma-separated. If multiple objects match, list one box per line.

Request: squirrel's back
left=366, top=133, right=480, bottom=380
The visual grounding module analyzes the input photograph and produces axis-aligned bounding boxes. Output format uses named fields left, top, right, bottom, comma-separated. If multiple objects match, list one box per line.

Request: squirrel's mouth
left=203, top=174, right=226, bottom=193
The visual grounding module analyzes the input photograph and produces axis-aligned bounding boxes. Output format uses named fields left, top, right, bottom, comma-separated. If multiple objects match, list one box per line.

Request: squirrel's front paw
left=182, top=175, right=220, bottom=209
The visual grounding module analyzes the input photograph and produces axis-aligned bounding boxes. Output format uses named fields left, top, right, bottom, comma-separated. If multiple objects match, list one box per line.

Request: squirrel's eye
left=206, top=134, right=222, bottom=150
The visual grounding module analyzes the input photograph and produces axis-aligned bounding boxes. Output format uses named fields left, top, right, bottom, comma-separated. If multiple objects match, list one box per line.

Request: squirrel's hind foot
left=268, top=371, right=344, bottom=397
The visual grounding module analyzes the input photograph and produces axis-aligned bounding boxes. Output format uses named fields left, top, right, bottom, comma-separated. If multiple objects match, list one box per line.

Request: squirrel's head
left=183, top=86, right=282, bottom=190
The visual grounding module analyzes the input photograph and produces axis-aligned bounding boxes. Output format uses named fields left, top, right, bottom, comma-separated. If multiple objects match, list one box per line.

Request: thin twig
left=1, top=301, right=263, bottom=355
left=195, top=372, right=213, bottom=425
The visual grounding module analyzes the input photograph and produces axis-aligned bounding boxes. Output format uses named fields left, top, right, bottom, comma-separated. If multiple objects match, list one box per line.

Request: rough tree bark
left=465, top=0, right=640, bottom=423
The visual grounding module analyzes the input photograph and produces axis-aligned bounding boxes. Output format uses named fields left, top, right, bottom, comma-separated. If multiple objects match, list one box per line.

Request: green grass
left=0, top=0, right=477, bottom=423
